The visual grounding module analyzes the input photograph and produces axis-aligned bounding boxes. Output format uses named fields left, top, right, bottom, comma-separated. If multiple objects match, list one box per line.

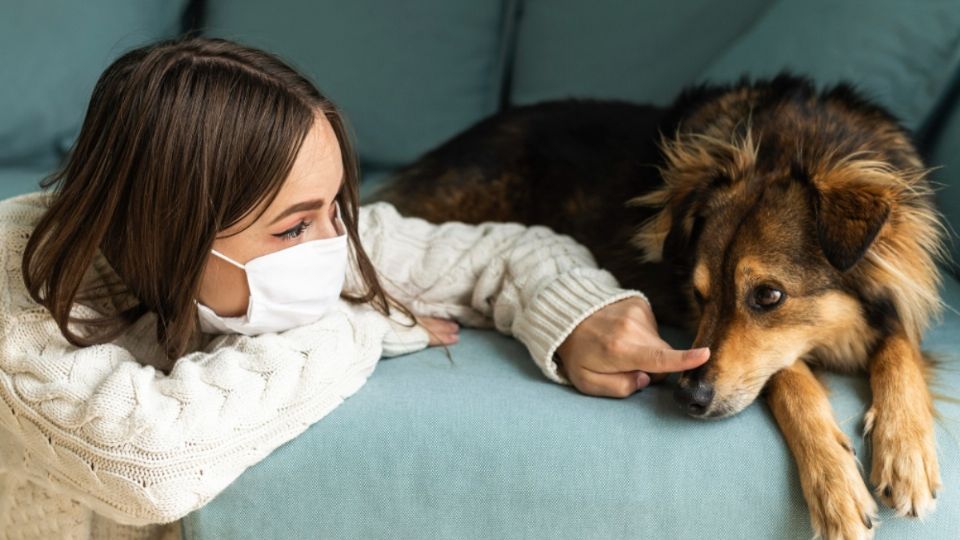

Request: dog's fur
left=373, top=73, right=948, bottom=539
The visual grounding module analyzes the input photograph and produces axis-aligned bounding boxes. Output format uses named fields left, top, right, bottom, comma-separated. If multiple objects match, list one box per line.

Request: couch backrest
left=202, top=0, right=515, bottom=171
left=509, top=0, right=774, bottom=107
left=0, top=0, right=192, bottom=170
left=929, top=82, right=960, bottom=275
left=510, top=0, right=960, bottom=139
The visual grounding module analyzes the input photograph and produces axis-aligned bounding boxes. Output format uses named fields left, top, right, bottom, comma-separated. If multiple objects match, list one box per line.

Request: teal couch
left=3, top=1, right=960, bottom=538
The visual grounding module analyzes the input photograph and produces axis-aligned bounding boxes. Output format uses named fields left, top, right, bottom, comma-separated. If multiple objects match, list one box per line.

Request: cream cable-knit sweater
left=0, top=191, right=646, bottom=540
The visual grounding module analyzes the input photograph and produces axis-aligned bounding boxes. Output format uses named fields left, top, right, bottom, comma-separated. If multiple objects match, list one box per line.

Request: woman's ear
left=812, top=184, right=891, bottom=272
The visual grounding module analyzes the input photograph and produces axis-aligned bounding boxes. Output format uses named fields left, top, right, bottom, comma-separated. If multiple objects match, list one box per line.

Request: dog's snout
left=674, top=377, right=715, bottom=416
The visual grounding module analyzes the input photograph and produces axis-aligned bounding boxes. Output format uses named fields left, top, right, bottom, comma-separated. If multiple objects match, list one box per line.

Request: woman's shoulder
left=356, top=201, right=405, bottom=239
left=0, top=190, right=54, bottom=230
left=0, top=192, right=57, bottom=312
left=0, top=190, right=55, bottom=267
left=0, top=191, right=53, bottom=265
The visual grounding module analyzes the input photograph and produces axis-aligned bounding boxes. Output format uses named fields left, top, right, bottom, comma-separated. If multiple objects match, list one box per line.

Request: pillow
left=698, top=0, right=960, bottom=133
left=927, top=83, right=960, bottom=277
left=0, top=167, right=55, bottom=201
left=203, top=0, right=513, bottom=170
left=0, top=0, right=190, bottom=169
left=509, top=0, right=774, bottom=106
left=510, top=0, right=960, bottom=136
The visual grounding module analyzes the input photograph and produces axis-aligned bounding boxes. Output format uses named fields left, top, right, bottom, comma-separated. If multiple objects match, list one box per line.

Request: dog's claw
left=883, top=486, right=892, bottom=499
left=932, top=490, right=937, bottom=500
left=909, top=507, right=918, bottom=518
left=862, top=514, right=872, bottom=529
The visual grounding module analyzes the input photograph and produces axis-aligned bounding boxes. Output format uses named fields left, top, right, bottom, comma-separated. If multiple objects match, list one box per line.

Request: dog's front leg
left=767, top=360, right=877, bottom=540
left=865, top=332, right=941, bottom=517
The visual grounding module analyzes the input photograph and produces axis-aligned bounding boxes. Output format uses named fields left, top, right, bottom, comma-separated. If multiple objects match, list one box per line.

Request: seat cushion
left=0, top=0, right=190, bottom=170
left=181, top=275, right=960, bottom=539
left=203, top=0, right=513, bottom=170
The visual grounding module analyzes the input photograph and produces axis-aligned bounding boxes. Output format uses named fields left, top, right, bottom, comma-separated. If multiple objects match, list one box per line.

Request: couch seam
left=495, top=0, right=524, bottom=111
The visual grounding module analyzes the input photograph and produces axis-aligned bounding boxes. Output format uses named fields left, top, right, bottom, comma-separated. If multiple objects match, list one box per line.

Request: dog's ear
left=661, top=195, right=704, bottom=266
left=661, top=218, right=689, bottom=264
left=812, top=184, right=891, bottom=271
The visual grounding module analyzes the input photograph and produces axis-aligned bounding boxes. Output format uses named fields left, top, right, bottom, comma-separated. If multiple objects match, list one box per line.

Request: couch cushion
left=203, top=0, right=513, bottom=170
left=0, top=0, right=190, bottom=170
left=182, top=274, right=960, bottom=539
left=0, top=168, right=55, bottom=201
left=358, top=167, right=394, bottom=201
left=698, top=0, right=960, bottom=135
left=510, top=0, right=773, bottom=106
left=928, top=87, right=960, bottom=277
left=511, top=1, right=960, bottom=135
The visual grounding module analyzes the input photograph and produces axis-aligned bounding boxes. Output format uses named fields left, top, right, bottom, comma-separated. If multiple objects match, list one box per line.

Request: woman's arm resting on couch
left=352, top=201, right=649, bottom=385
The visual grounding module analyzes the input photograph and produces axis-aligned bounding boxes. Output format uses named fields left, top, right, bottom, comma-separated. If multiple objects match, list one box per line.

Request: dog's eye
left=693, top=288, right=706, bottom=306
left=750, top=285, right=784, bottom=310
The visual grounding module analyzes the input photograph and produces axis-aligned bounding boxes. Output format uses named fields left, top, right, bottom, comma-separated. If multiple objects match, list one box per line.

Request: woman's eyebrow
left=268, top=198, right=326, bottom=226
left=268, top=172, right=345, bottom=226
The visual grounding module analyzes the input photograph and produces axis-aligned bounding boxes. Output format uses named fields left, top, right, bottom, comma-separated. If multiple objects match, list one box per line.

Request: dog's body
left=374, top=74, right=947, bottom=539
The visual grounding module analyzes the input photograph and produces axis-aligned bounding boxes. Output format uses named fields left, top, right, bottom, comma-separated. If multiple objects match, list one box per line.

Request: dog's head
left=632, top=74, right=946, bottom=418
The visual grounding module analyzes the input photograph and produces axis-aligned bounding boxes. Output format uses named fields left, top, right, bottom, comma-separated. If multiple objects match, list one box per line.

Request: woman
left=0, top=36, right=708, bottom=539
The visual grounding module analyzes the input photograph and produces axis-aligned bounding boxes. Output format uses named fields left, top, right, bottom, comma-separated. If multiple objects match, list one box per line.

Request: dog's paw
left=865, top=406, right=942, bottom=518
left=805, top=430, right=878, bottom=540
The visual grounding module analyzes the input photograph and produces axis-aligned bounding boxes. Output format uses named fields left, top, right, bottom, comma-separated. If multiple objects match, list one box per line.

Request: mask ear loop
left=210, top=249, right=246, bottom=270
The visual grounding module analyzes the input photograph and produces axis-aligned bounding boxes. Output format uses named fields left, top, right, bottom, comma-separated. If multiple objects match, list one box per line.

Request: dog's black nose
left=674, top=378, right=715, bottom=416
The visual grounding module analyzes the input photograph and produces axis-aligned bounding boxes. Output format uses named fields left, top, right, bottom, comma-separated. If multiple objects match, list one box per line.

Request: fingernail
left=636, top=372, right=651, bottom=388
left=684, top=348, right=710, bottom=361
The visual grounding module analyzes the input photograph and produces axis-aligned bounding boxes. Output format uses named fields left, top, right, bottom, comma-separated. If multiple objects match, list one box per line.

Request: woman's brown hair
left=21, top=35, right=415, bottom=369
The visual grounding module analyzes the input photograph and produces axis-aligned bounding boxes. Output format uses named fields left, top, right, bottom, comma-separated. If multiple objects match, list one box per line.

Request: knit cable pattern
left=0, top=192, right=643, bottom=538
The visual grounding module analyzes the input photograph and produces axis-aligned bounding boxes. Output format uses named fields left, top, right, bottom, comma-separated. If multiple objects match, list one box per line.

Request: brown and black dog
left=373, top=73, right=949, bottom=539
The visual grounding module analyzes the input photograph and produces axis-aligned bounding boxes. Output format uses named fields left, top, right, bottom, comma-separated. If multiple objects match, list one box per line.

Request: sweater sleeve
left=0, top=299, right=414, bottom=526
left=0, top=193, right=426, bottom=526
left=0, top=301, right=406, bottom=526
left=348, top=202, right=649, bottom=386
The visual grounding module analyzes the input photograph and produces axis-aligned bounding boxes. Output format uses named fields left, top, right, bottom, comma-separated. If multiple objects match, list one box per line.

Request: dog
left=372, top=73, right=949, bottom=539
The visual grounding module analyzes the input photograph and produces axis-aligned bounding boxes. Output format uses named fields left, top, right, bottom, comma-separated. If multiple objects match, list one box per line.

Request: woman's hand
left=555, top=297, right=710, bottom=398
left=418, top=316, right=460, bottom=346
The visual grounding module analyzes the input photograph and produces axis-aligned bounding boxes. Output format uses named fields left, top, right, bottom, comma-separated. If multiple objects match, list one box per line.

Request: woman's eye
left=274, top=220, right=312, bottom=241
left=749, top=285, right=784, bottom=310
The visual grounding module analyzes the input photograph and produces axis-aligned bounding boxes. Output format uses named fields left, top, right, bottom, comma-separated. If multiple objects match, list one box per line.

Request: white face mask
left=196, top=201, right=349, bottom=335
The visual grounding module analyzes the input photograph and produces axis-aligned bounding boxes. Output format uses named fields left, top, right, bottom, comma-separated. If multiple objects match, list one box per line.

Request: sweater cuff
left=381, top=319, right=430, bottom=357
left=512, top=268, right=649, bottom=386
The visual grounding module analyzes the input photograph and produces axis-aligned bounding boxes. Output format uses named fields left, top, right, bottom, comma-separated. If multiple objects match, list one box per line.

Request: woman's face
left=197, top=114, right=345, bottom=317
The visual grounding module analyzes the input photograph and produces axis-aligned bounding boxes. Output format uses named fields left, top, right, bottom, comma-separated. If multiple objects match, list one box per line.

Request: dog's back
left=372, top=99, right=695, bottom=320
left=374, top=99, right=665, bottom=248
